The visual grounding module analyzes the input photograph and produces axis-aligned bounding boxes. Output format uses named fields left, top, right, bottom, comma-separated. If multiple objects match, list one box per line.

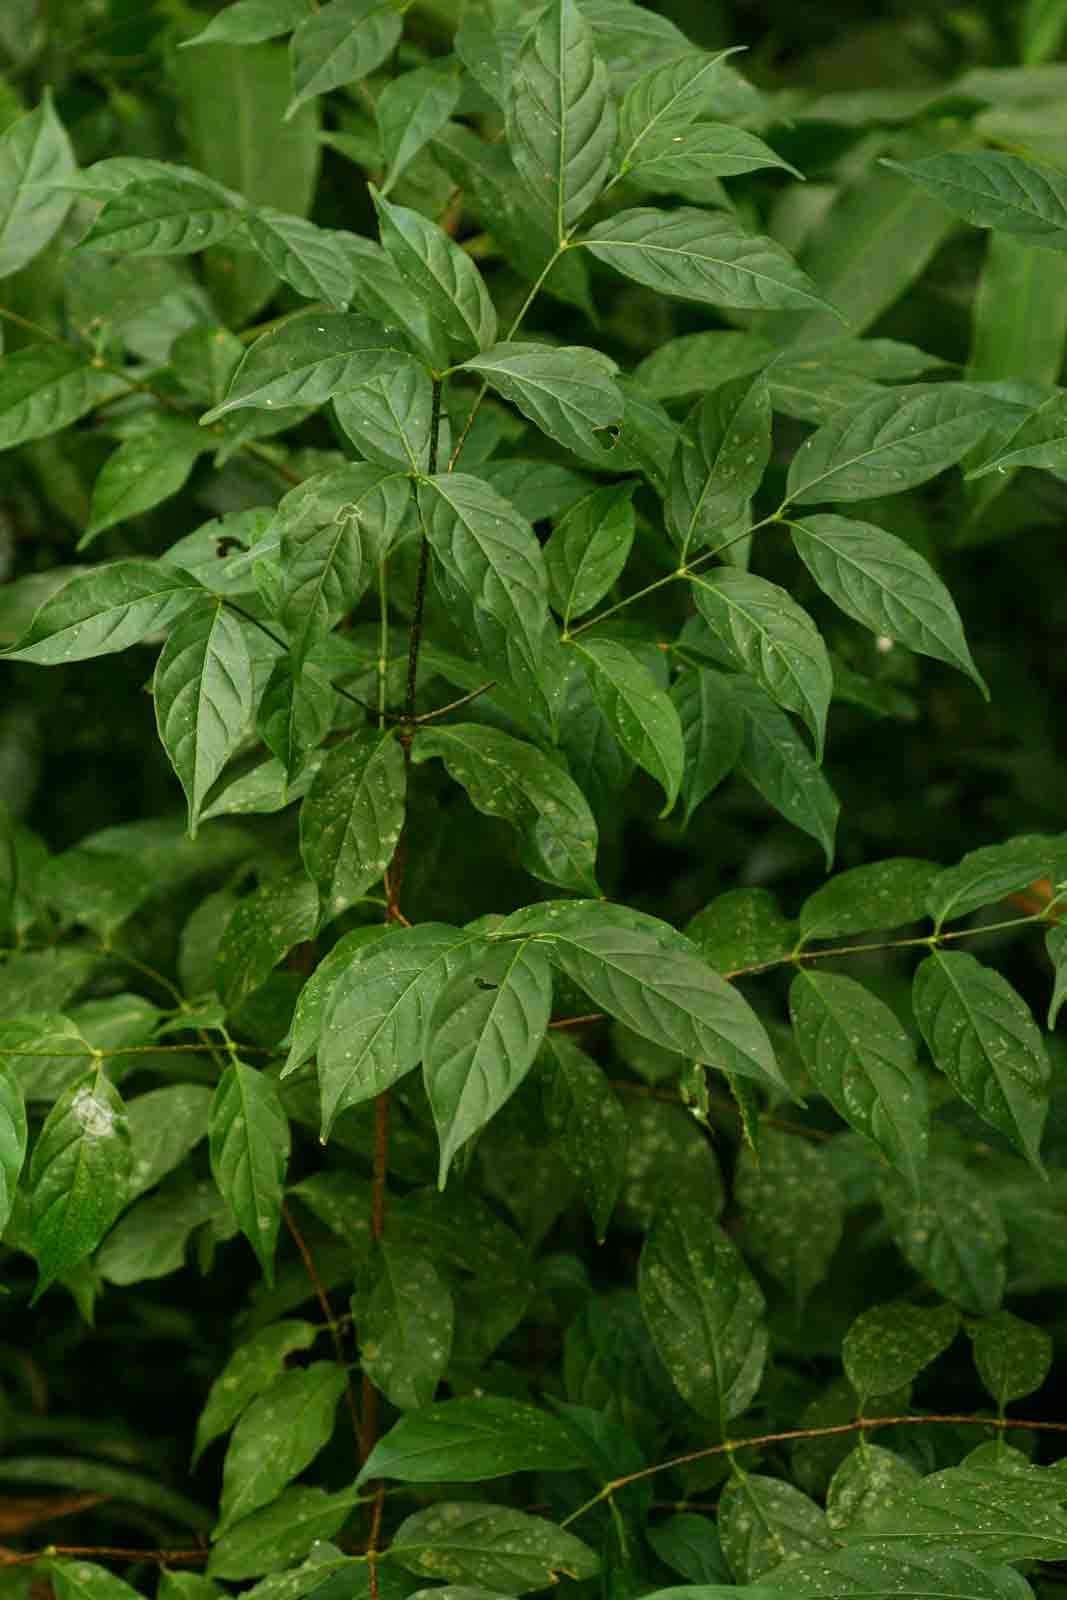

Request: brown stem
left=282, top=1203, right=363, bottom=1455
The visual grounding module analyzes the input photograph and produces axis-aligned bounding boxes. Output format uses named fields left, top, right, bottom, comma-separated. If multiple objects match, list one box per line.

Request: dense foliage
left=3, top=0, right=1067, bottom=1598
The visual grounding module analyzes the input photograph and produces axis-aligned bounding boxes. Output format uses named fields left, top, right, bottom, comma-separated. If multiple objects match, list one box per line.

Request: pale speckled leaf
left=282, top=926, right=393, bottom=1077
left=719, top=1474, right=835, bottom=1582
left=686, top=886, right=796, bottom=976
left=841, top=1462, right=1067, bottom=1560
left=799, top=858, right=938, bottom=939
left=357, top=1396, right=588, bottom=1486
left=299, top=728, right=405, bottom=921
left=741, top=1544, right=1034, bottom=1600
left=925, top=834, right=1067, bottom=929
left=970, top=1310, right=1053, bottom=1412
left=913, top=950, right=1049, bottom=1170
left=209, top=1061, right=290, bottom=1283
left=126, top=1083, right=213, bottom=1200
left=358, top=1239, right=454, bottom=1411
left=96, top=1174, right=227, bottom=1286
left=209, top=1484, right=359, bottom=1580
left=193, top=1318, right=317, bottom=1465
left=390, top=1502, right=599, bottom=1592
left=735, top=1129, right=844, bottom=1310
left=842, top=1301, right=960, bottom=1402
left=215, top=870, right=319, bottom=1011
left=880, top=1159, right=1007, bottom=1316
left=638, top=1203, right=766, bottom=1429
left=790, top=969, right=928, bottom=1191
left=827, top=1444, right=921, bottom=1530
left=217, top=1362, right=347, bottom=1531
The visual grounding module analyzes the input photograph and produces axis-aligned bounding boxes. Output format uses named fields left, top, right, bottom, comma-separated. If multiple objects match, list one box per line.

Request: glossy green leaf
left=153, top=601, right=256, bottom=836
left=209, top=1485, right=358, bottom=1580
left=719, top=1474, right=835, bottom=1582
left=799, top=858, right=938, bottom=938
left=217, top=1361, right=347, bottom=1531
left=390, top=1503, right=598, bottom=1593
left=358, top=1239, right=454, bottom=1410
left=182, top=0, right=311, bottom=48
left=378, top=63, right=461, bottom=197
left=543, top=1033, right=627, bottom=1241
left=126, top=1083, right=213, bottom=1201
left=412, top=722, right=599, bottom=896
left=318, top=924, right=479, bottom=1133
left=687, top=885, right=796, bottom=975
left=735, top=1129, right=844, bottom=1310
left=789, top=515, right=986, bottom=693
left=209, top=1060, right=290, bottom=1282
left=913, top=950, right=1049, bottom=1170
left=968, top=388, right=1067, bottom=478
left=886, top=150, right=1067, bottom=250
left=880, top=1159, right=1007, bottom=1316
left=258, top=657, right=334, bottom=781
left=617, top=48, right=741, bottom=164
left=357, top=1395, right=587, bottom=1486
left=842, top=1461, right=1067, bottom=1559
left=459, top=343, right=623, bottom=459
left=785, top=384, right=1020, bottom=504
left=201, top=311, right=405, bottom=420
left=193, top=1318, right=317, bottom=1465
left=666, top=375, right=772, bottom=557
left=629, top=124, right=798, bottom=197
left=0, top=345, right=124, bottom=452
left=215, top=870, right=319, bottom=1011
left=730, top=678, right=840, bottom=866
left=281, top=927, right=392, bottom=1078
left=544, top=481, right=636, bottom=624
left=29, top=1066, right=131, bottom=1298
left=827, top=1443, right=921, bottom=1530
left=425, top=939, right=553, bottom=1184
left=733, top=1545, right=1032, bottom=1600
left=926, top=834, right=1066, bottom=928
left=570, top=636, right=684, bottom=812
left=507, top=0, right=616, bottom=240
left=47, top=1564, right=142, bottom=1600
left=0, top=91, right=75, bottom=279
left=77, top=174, right=241, bottom=255
left=691, top=569, right=832, bottom=760
left=277, top=460, right=410, bottom=578
left=671, top=667, right=744, bottom=826
left=582, top=207, right=834, bottom=313
left=300, top=728, right=405, bottom=920
left=332, top=357, right=435, bottom=470
left=639, top=1202, right=766, bottom=1429
left=242, top=208, right=354, bottom=305
left=3, top=559, right=203, bottom=665
left=842, top=1300, right=960, bottom=1402
left=374, top=191, right=496, bottom=361
left=288, top=0, right=403, bottom=117
left=790, top=969, right=928, bottom=1190
left=85, top=421, right=208, bottom=543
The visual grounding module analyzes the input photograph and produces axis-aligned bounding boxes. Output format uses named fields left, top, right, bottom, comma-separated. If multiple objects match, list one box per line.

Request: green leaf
left=217, top=1361, right=347, bottom=1532
left=646, top=1513, right=730, bottom=1584
left=333, top=357, right=436, bottom=470
left=1048, top=922, right=1067, bottom=1027
left=970, top=1310, right=1053, bottom=1411
left=737, top=1546, right=1031, bottom=1600
left=639, top=1202, right=766, bottom=1429
left=425, top=939, right=553, bottom=1184
left=543, top=1034, right=628, bottom=1241
left=880, top=1159, right=1007, bottom=1316
left=726, top=678, right=839, bottom=865
left=582, top=208, right=835, bottom=314
left=617, top=48, right=747, bottom=165
left=827, top=1444, right=921, bottom=1530
left=719, top=1474, right=835, bottom=1582
left=841, top=1462, right=1067, bottom=1560
left=0, top=345, right=124, bottom=452
left=735, top=1129, right=844, bottom=1310
left=790, top=969, right=929, bottom=1191
left=459, top=343, right=623, bottom=459
left=0, top=1061, right=26, bottom=1234
left=29, top=1067, right=131, bottom=1298
left=182, top=0, right=311, bottom=47
left=503, top=899, right=785, bottom=1092
left=259, top=658, right=334, bottom=781
left=390, top=1503, right=599, bottom=1593
left=377, top=63, right=461, bottom=197
left=913, top=950, right=1049, bottom=1171
left=671, top=667, right=744, bottom=827
left=544, top=481, right=636, bottom=625
left=47, top=1565, right=141, bottom=1600
left=358, top=1239, right=454, bottom=1410
left=126, top=1083, right=213, bottom=1200
left=318, top=924, right=479, bottom=1133
left=216, top=870, right=319, bottom=1011
left=288, top=0, right=403, bottom=117
left=412, top=723, right=599, bottom=896
left=242, top=208, right=354, bottom=305
left=666, top=375, right=772, bottom=556
left=194, top=1319, right=317, bottom=1465
left=690, top=570, right=832, bottom=761
left=357, top=1396, right=587, bottom=1486
left=785, top=385, right=1021, bottom=504
left=374, top=191, right=496, bottom=361
left=153, top=601, right=256, bottom=836
left=627, top=124, right=798, bottom=198
left=687, top=886, right=796, bottom=975
left=77, top=173, right=241, bottom=255
left=3, top=559, right=203, bottom=665
left=299, top=728, right=405, bottom=920
left=278, top=460, right=410, bottom=581
left=885, top=151, right=1067, bottom=250
left=209, top=1060, right=290, bottom=1283
left=926, top=835, right=1066, bottom=928
left=967, top=388, right=1067, bottom=478
left=788, top=515, right=986, bottom=693
left=799, top=858, right=938, bottom=939
left=85, top=420, right=208, bottom=544
left=570, top=636, right=684, bottom=813
left=201, top=311, right=405, bottom=420
left=842, top=1301, right=960, bottom=1402
left=96, top=1173, right=227, bottom=1285
left=0, top=91, right=75, bottom=279
left=969, top=234, right=1067, bottom=395
left=282, top=927, right=392, bottom=1077
left=209, top=1485, right=359, bottom=1580
left=507, top=0, right=616, bottom=241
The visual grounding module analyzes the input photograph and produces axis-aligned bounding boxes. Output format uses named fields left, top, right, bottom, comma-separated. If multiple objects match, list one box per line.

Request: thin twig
left=282, top=1203, right=363, bottom=1456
